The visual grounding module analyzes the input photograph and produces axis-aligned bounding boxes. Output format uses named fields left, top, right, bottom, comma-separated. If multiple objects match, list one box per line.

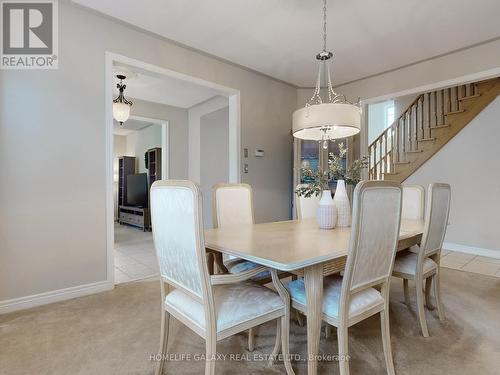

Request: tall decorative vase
left=333, top=180, right=351, bottom=227
left=316, top=190, right=337, bottom=229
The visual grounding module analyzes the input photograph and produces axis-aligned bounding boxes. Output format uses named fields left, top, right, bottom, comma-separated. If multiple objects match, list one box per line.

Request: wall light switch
left=244, top=164, right=249, bottom=173
left=255, top=149, right=264, bottom=157
left=244, top=148, right=248, bottom=158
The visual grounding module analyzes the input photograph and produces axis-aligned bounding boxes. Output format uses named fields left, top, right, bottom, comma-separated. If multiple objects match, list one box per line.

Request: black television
left=126, top=173, right=148, bottom=207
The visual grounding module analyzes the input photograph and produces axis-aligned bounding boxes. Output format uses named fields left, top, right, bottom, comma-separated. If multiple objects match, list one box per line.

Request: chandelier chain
left=306, top=0, right=358, bottom=108
left=322, top=0, right=327, bottom=52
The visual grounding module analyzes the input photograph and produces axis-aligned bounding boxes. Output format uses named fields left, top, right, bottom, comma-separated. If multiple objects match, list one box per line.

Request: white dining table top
left=205, top=218, right=424, bottom=272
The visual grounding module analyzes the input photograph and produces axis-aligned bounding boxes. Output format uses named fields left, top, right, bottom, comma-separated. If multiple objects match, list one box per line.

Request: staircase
left=368, top=77, right=500, bottom=182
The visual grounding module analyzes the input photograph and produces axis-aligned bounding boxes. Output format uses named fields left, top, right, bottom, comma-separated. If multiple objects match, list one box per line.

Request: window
left=300, top=140, right=319, bottom=183
left=299, top=139, right=347, bottom=189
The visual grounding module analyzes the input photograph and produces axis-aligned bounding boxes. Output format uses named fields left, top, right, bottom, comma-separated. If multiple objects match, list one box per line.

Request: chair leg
left=206, top=252, right=215, bottom=275
left=433, top=272, right=446, bottom=322
left=337, top=324, right=350, bottom=375
left=205, top=334, right=216, bottom=375
left=268, top=319, right=282, bottom=366
left=155, top=310, right=170, bottom=375
left=403, top=279, right=410, bottom=305
left=247, top=327, right=255, bottom=352
left=425, top=277, right=435, bottom=310
left=380, top=309, right=395, bottom=375
left=281, top=315, right=295, bottom=375
left=415, top=277, right=429, bottom=337
left=324, top=324, right=331, bottom=339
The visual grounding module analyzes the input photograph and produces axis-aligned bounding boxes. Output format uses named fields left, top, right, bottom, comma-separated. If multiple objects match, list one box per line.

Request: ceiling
left=113, top=64, right=223, bottom=108
left=76, top=0, right=500, bottom=87
left=113, top=118, right=157, bottom=136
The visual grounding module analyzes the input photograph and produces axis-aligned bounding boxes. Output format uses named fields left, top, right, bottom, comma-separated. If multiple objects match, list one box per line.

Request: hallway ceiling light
left=293, top=0, right=361, bottom=148
left=113, top=75, right=133, bottom=126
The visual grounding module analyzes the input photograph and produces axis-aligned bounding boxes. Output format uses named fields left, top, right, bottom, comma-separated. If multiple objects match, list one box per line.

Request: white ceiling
left=113, top=118, right=156, bottom=136
left=112, top=64, right=223, bottom=108
left=76, top=0, right=500, bottom=87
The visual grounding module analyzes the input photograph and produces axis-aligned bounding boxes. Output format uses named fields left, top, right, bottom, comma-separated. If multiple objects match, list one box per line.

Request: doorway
left=105, top=52, right=241, bottom=285
left=112, top=116, right=168, bottom=283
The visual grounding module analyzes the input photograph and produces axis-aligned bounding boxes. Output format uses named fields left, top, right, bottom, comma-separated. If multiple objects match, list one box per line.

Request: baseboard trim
left=0, top=280, right=114, bottom=315
left=443, top=242, right=500, bottom=259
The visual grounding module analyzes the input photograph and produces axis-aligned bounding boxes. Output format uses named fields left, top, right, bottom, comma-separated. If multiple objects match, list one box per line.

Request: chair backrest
left=343, top=181, right=403, bottom=294
left=296, top=185, right=320, bottom=219
left=212, top=183, right=254, bottom=228
left=420, top=183, right=451, bottom=256
left=150, top=180, right=211, bottom=302
left=402, top=184, right=425, bottom=220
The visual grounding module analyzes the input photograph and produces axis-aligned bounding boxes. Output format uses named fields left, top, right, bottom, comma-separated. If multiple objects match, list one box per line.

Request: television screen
left=126, top=173, right=148, bottom=207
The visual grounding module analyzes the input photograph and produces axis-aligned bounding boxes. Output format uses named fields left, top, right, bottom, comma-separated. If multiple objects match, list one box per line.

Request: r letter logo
left=1, top=0, right=58, bottom=69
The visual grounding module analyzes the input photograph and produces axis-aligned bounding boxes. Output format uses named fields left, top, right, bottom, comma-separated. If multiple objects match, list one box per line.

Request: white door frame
left=105, top=52, right=241, bottom=286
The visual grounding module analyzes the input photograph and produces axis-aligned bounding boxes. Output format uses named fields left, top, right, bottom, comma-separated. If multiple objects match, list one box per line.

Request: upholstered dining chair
left=295, top=185, right=320, bottom=219
left=211, top=183, right=260, bottom=275
left=285, top=181, right=403, bottom=375
left=402, top=184, right=425, bottom=220
left=150, top=180, right=294, bottom=375
left=209, top=183, right=271, bottom=351
left=392, top=183, right=450, bottom=337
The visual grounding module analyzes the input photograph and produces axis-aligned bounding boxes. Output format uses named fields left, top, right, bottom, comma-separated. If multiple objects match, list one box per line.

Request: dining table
left=205, top=218, right=424, bottom=375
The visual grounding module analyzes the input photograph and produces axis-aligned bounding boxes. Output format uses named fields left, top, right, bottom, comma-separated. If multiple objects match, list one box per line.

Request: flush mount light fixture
left=293, top=0, right=361, bottom=149
left=113, top=74, right=132, bottom=126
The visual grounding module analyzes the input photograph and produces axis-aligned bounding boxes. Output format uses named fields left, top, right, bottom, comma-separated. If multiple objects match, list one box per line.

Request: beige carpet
left=1, top=268, right=499, bottom=374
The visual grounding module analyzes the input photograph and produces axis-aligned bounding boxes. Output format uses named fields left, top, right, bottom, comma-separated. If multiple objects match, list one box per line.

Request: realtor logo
left=1, top=0, right=58, bottom=69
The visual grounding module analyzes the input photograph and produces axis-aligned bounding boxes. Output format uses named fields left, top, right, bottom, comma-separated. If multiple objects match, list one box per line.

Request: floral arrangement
left=296, top=142, right=368, bottom=198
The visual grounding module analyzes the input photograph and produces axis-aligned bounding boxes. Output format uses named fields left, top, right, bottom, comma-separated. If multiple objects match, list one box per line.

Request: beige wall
left=406, top=97, right=500, bottom=255
left=333, top=38, right=500, bottom=101
left=200, top=107, right=230, bottom=229
left=0, top=0, right=296, bottom=303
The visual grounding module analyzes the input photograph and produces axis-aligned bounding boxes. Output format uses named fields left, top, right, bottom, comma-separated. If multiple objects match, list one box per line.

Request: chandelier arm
left=308, top=60, right=324, bottom=105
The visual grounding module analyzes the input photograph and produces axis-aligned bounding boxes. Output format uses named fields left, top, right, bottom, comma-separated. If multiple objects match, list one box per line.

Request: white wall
left=125, top=125, right=162, bottom=173
left=0, top=0, right=296, bottom=307
left=367, top=100, right=392, bottom=144
left=200, top=107, right=230, bottom=228
left=130, top=99, right=189, bottom=179
left=407, top=96, right=500, bottom=256
left=394, top=94, right=419, bottom=119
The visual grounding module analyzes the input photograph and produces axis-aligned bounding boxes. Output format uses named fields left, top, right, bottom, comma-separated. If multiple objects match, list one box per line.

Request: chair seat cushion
left=165, top=282, right=284, bottom=333
left=285, top=276, right=384, bottom=322
left=393, top=251, right=437, bottom=276
left=226, top=259, right=271, bottom=281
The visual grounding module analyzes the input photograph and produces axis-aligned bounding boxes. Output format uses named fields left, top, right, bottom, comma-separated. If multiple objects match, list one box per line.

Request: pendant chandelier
left=293, top=0, right=361, bottom=148
left=113, top=74, right=133, bottom=126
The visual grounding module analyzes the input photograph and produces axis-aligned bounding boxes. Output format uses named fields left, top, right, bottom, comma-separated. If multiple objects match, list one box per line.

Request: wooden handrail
left=367, top=81, right=480, bottom=180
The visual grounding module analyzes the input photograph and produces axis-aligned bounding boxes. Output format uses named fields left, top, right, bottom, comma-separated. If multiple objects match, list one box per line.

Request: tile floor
left=114, top=223, right=159, bottom=284
left=441, top=249, right=500, bottom=277
left=113, top=223, right=500, bottom=283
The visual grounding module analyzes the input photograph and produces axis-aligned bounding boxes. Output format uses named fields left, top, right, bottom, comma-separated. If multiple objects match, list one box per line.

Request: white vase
left=333, top=180, right=351, bottom=227
left=316, top=190, right=337, bottom=229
